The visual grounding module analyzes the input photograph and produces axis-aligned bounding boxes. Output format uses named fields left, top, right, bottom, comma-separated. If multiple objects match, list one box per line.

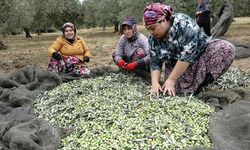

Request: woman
left=195, top=0, right=211, bottom=36
left=143, top=3, right=235, bottom=96
left=113, top=16, right=150, bottom=81
left=48, top=22, right=91, bottom=76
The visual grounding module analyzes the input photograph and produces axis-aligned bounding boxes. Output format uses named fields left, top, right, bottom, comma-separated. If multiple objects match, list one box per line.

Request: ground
left=0, top=17, right=250, bottom=75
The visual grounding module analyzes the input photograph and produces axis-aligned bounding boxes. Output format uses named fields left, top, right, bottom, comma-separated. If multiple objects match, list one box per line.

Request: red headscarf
left=143, top=3, right=174, bottom=26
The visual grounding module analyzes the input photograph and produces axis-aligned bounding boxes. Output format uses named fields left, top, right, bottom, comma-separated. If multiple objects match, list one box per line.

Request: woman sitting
left=48, top=22, right=91, bottom=77
left=113, top=16, right=150, bottom=81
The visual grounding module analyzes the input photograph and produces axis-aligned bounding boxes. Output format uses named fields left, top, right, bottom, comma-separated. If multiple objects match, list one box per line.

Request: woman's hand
left=195, top=11, right=202, bottom=16
left=164, top=61, right=190, bottom=96
left=162, top=78, right=176, bottom=96
left=151, top=70, right=162, bottom=97
left=151, top=81, right=163, bottom=97
left=83, top=56, right=90, bottom=62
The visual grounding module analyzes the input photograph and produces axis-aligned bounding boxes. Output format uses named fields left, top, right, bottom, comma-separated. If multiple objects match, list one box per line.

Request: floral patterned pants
left=48, top=56, right=90, bottom=77
left=165, top=39, right=235, bottom=95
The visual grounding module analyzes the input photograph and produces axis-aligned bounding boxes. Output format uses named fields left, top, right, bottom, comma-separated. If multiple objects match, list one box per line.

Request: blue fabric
left=197, top=2, right=208, bottom=12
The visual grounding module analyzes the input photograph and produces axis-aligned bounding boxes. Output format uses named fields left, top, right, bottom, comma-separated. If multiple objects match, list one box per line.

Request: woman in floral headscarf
left=144, top=3, right=235, bottom=96
left=113, top=16, right=150, bottom=81
left=48, top=22, right=91, bottom=76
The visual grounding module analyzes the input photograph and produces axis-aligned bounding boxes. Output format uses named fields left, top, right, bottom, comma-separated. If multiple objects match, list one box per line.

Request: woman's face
left=64, top=27, right=75, bottom=40
left=146, top=19, right=170, bottom=39
left=122, top=25, right=134, bottom=38
left=197, top=0, right=203, bottom=4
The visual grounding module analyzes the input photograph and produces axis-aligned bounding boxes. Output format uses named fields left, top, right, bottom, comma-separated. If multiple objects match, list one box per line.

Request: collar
left=126, top=32, right=139, bottom=43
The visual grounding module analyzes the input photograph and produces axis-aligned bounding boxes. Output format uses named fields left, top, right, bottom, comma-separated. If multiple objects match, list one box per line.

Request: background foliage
left=0, top=0, right=250, bottom=37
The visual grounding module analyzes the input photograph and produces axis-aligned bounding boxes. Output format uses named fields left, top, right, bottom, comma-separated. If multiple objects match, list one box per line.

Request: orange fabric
left=48, top=36, right=91, bottom=61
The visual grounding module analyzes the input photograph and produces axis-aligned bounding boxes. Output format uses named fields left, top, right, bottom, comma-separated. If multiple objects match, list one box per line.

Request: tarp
left=0, top=64, right=117, bottom=149
left=1, top=65, right=250, bottom=150
left=0, top=65, right=61, bottom=150
left=197, top=88, right=250, bottom=150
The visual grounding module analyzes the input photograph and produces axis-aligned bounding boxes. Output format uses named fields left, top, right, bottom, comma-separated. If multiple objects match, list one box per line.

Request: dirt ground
left=0, top=17, right=250, bottom=75
left=0, top=29, right=119, bottom=75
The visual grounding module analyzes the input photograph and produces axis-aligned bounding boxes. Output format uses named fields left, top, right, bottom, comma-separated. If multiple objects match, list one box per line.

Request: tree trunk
left=0, top=40, right=7, bottom=50
left=211, top=0, right=234, bottom=37
left=23, top=28, right=32, bottom=38
left=102, top=25, right=106, bottom=31
left=37, top=30, right=42, bottom=36
left=113, top=20, right=119, bottom=33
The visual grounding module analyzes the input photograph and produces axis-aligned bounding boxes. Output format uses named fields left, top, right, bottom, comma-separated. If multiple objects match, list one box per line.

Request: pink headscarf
left=143, top=3, right=174, bottom=26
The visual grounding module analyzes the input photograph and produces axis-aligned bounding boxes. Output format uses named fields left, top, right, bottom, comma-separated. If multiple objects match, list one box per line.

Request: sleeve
left=113, top=36, right=125, bottom=63
left=149, top=36, right=163, bottom=71
left=203, top=3, right=210, bottom=12
left=81, top=38, right=91, bottom=57
left=136, top=34, right=150, bottom=67
left=47, top=37, right=62, bottom=56
left=177, top=16, right=205, bottom=63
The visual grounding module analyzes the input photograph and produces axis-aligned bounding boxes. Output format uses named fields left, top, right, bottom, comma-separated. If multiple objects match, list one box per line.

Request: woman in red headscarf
left=144, top=3, right=235, bottom=96
left=47, top=22, right=91, bottom=76
left=113, top=16, right=151, bottom=81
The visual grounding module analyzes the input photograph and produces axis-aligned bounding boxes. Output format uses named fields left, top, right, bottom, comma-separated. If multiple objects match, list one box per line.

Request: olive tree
left=31, top=0, right=82, bottom=34
left=0, top=0, right=35, bottom=48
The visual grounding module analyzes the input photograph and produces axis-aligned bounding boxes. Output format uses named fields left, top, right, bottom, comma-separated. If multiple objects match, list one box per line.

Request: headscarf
left=61, top=22, right=76, bottom=42
left=120, top=16, right=137, bottom=32
left=120, top=16, right=138, bottom=42
left=61, top=22, right=76, bottom=33
left=143, top=3, right=174, bottom=26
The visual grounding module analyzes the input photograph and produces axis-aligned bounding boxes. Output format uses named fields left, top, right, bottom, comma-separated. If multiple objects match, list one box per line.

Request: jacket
left=113, top=33, right=150, bottom=67
left=48, top=36, right=91, bottom=61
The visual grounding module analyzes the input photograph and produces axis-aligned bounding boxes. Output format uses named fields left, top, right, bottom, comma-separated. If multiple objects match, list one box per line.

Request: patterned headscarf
left=61, top=22, right=76, bottom=33
left=120, top=16, right=137, bottom=32
left=143, top=3, right=174, bottom=26
left=120, top=16, right=139, bottom=42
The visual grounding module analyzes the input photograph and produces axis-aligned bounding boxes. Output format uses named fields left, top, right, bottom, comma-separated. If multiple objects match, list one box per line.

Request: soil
left=0, top=18, right=250, bottom=75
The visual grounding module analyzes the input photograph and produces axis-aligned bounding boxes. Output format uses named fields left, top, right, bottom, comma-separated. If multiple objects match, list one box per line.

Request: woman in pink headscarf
left=144, top=3, right=235, bottom=96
